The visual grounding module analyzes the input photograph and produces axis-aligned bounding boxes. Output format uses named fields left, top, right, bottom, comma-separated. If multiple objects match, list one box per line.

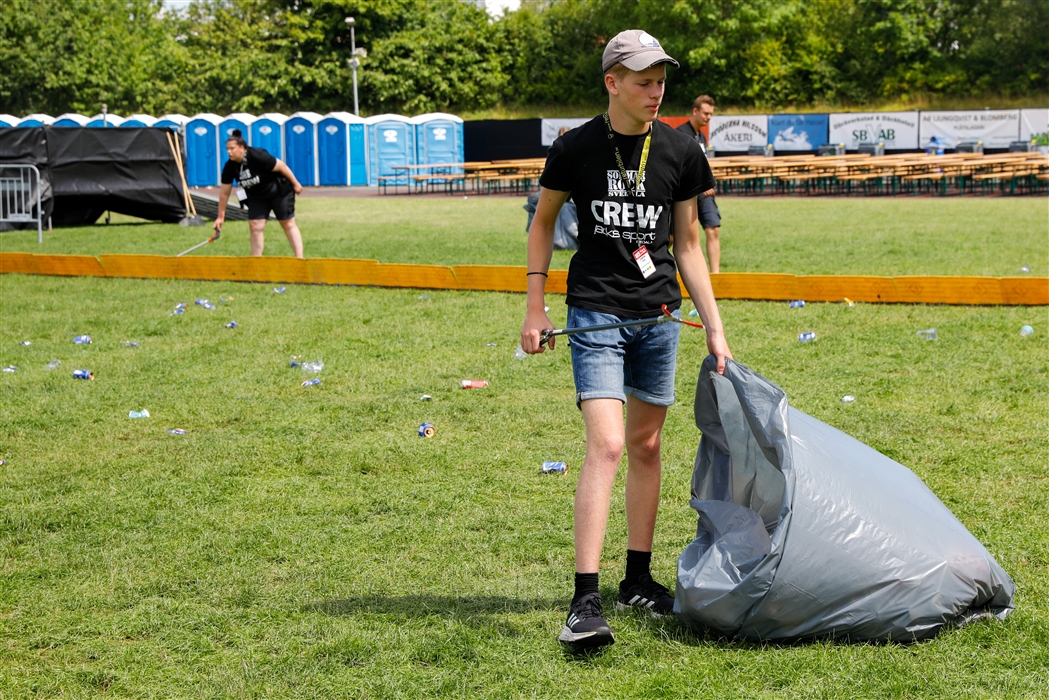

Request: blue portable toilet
left=365, top=114, right=415, bottom=186
left=318, top=112, right=368, bottom=186
left=0, top=114, right=17, bottom=128
left=53, top=113, right=90, bottom=127
left=285, top=111, right=323, bottom=186
left=155, top=114, right=188, bottom=130
left=121, top=114, right=157, bottom=128
left=219, top=113, right=256, bottom=172
left=251, top=113, right=287, bottom=160
left=185, top=113, right=223, bottom=186
left=411, top=112, right=465, bottom=182
left=86, top=114, right=125, bottom=128
left=16, top=114, right=54, bottom=127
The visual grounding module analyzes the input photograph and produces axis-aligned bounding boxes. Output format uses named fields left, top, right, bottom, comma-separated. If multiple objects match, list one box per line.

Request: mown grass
left=1, top=196, right=1046, bottom=277
left=1, top=270, right=1047, bottom=698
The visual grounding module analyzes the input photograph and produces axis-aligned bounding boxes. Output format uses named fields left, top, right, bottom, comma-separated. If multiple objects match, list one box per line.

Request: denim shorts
left=567, top=305, right=681, bottom=407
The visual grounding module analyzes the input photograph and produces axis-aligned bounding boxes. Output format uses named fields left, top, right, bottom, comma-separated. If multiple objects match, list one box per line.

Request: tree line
left=2, top=0, right=1046, bottom=117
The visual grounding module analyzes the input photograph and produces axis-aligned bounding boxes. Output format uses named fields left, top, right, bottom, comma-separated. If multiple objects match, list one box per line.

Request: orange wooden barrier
left=1, top=252, right=1045, bottom=305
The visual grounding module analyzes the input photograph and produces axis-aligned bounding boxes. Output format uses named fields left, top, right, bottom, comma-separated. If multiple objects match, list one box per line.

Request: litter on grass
left=677, top=357, right=1014, bottom=642
left=274, top=286, right=287, bottom=294
left=300, top=360, right=323, bottom=373
left=486, top=343, right=497, bottom=347
left=166, top=429, right=187, bottom=435
left=1020, top=325, right=1034, bottom=337
left=45, top=359, right=61, bottom=370
left=19, top=341, right=30, bottom=346
left=418, top=422, right=436, bottom=438
left=128, top=409, right=150, bottom=419
left=420, top=395, right=432, bottom=401
left=72, top=370, right=94, bottom=380
left=514, top=346, right=528, bottom=360
left=122, top=341, right=139, bottom=347
left=1020, top=266, right=1030, bottom=272
left=843, top=298, right=855, bottom=307
left=798, top=332, right=817, bottom=342
left=225, top=321, right=238, bottom=329
left=73, top=335, right=91, bottom=344
left=219, top=296, right=234, bottom=303
left=3, top=366, right=18, bottom=373
left=542, top=461, right=568, bottom=474
left=789, top=300, right=806, bottom=308
left=841, top=395, right=856, bottom=403
left=301, top=378, right=321, bottom=387
left=917, top=328, right=938, bottom=341
left=461, top=379, right=488, bottom=389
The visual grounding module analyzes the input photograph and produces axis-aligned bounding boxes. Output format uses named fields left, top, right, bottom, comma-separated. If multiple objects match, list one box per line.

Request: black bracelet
left=527, top=271, right=548, bottom=277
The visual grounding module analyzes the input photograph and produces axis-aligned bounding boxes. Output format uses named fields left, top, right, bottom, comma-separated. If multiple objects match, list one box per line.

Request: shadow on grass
left=309, top=593, right=562, bottom=619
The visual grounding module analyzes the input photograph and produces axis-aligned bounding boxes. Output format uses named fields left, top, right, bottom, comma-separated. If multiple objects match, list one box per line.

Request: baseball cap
left=601, top=29, right=680, bottom=73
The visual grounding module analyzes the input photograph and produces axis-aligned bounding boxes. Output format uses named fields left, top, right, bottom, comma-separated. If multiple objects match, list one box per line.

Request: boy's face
left=607, top=65, right=667, bottom=123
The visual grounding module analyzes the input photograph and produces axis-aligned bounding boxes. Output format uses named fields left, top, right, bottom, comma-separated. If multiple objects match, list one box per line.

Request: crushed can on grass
left=73, top=369, right=94, bottom=380
left=3, top=366, right=17, bottom=373
left=418, top=422, right=436, bottom=438
left=225, top=321, right=238, bottom=329
left=798, top=332, right=817, bottom=343
left=789, top=300, right=806, bottom=308
left=843, top=298, right=855, bottom=307
left=274, top=286, right=287, bottom=294
left=73, top=335, right=92, bottom=344
left=19, top=341, right=31, bottom=346
left=166, top=428, right=187, bottom=435
left=461, top=380, right=488, bottom=389
left=542, top=461, right=568, bottom=474
left=301, top=378, right=321, bottom=387
left=122, top=341, right=140, bottom=347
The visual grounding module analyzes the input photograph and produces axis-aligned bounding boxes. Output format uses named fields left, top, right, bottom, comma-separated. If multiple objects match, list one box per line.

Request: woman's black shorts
left=247, top=191, right=295, bottom=221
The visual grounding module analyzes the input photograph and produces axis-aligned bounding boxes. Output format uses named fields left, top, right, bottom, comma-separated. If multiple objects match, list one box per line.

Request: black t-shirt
left=540, top=116, right=715, bottom=317
left=220, top=147, right=287, bottom=200
left=676, top=120, right=709, bottom=153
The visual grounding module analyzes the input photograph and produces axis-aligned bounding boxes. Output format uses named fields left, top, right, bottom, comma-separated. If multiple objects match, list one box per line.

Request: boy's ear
left=604, top=73, right=620, bottom=96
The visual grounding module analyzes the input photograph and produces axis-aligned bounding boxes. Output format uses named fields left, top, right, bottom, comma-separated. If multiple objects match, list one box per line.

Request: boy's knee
left=705, top=226, right=720, bottom=241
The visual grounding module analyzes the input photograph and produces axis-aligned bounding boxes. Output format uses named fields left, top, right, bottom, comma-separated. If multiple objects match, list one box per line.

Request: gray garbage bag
left=676, top=357, right=1015, bottom=642
left=523, top=192, right=578, bottom=250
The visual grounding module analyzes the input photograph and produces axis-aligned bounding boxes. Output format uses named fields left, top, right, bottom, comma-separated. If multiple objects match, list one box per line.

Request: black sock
left=573, top=572, right=599, bottom=603
left=623, top=549, right=652, bottom=587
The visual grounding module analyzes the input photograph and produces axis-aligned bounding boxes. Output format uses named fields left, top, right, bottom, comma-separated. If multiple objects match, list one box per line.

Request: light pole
left=345, top=16, right=361, bottom=116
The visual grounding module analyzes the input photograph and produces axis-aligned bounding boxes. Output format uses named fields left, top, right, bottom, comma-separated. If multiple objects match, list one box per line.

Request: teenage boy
left=520, top=30, right=732, bottom=652
left=676, top=95, right=722, bottom=273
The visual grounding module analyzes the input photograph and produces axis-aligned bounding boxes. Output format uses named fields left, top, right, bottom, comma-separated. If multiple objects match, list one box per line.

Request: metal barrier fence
left=0, top=163, right=43, bottom=243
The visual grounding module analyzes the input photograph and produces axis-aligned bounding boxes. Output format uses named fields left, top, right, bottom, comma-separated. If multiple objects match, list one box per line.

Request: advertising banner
left=829, top=112, right=919, bottom=150
left=708, top=115, right=768, bottom=152
left=540, top=118, right=591, bottom=146
left=768, top=114, right=829, bottom=152
left=1019, top=108, right=1048, bottom=142
left=919, top=110, right=1020, bottom=149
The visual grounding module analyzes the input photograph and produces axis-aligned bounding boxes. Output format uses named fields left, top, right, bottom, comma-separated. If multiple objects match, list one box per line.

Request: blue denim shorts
left=567, top=305, right=681, bottom=407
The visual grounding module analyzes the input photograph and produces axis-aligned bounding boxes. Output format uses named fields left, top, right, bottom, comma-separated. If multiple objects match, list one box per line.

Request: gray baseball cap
left=602, top=29, right=680, bottom=73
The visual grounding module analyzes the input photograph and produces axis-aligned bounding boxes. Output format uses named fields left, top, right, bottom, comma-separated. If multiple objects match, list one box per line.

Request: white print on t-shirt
left=239, top=165, right=261, bottom=188
left=607, top=169, right=647, bottom=197
left=592, top=226, right=657, bottom=244
left=590, top=200, right=663, bottom=229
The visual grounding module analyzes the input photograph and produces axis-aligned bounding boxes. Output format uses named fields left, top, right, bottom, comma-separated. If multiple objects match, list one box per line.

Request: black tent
left=0, top=127, right=185, bottom=230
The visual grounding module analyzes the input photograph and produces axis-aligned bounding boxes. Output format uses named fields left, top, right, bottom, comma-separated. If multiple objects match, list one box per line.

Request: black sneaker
left=616, top=573, right=675, bottom=617
left=557, top=592, right=614, bottom=651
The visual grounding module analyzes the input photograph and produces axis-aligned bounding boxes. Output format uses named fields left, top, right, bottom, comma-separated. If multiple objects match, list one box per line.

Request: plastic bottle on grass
left=917, top=328, right=938, bottom=341
left=301, top=360, right=324, bottom=373
left=128, top=409, right=150, bottom=419
left=45, top=359, right=61, bottom=370
left=514, top=346, right=528, bottom=360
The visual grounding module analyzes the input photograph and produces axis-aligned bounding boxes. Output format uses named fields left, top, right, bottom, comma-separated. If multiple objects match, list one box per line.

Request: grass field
left=0, top=197, right=1046, bottom=278
left=1, top=198, right=1048, bottom=698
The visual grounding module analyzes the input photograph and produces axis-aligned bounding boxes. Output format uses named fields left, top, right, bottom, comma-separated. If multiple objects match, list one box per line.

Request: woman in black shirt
left=215, top=129, right=305, bottom=258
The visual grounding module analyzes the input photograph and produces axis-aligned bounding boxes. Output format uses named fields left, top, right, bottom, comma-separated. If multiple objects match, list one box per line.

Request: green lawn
left=1, top=271, right=1046, bottom=698
left=2, top=197, right=1048, bottom=697
left=1, top=196, right=1046, bottom=277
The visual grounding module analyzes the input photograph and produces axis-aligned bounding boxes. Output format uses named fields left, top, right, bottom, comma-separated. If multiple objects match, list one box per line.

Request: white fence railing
left=0, top=163, right=43, bottom=243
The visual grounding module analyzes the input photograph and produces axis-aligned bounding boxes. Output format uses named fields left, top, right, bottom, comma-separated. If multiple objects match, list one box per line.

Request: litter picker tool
left=176, top=226, right=220, bottom=257
left=166, top=131, right=204, bottom=227
left=540, top=304, right=703, bottom=346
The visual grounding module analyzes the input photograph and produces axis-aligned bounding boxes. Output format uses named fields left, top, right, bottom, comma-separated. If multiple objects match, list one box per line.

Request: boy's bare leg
left=624, top=396, right=667, bottom=552
left=704, top=225, right=721, bottom=274
left=249, top=219, right=267, bottom=256
left=279, top=217, right=304, bottom=259
left=575, top=398, right=626, bottom=573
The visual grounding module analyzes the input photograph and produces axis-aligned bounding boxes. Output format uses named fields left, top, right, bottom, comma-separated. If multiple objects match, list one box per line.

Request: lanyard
left=602, top=112, right=651, bottom=199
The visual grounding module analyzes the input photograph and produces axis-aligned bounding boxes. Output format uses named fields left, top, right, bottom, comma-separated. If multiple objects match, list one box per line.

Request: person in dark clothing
left=521, top=29, right=732, bottom=653
left=215, top=129, right=305, bottom=258
left=676, top=95, right=722, bottom=272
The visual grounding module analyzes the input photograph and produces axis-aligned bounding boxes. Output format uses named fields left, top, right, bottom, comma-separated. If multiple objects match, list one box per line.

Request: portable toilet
left=86, top=114, right=125, bottom=128
left=53, top=113, right=91, bottom=127
left=412, top=112, right=464, bottom=182
left=17, top=114, right=54, bottom=127
left=185, top=113, right=224, bottom=186
left=219, top=113, right=256, bottom=172
left=251, top=113, right=287, bottom=159
left=318, top=112, right=368, bottom=186
left=0, top=114, right=17, bottom=128
left=121, top=114, right=157, bottom=128
left=365, top=114, right=415, bottom=186
left=284, top=111, right=323, bottom=186
left=155, top=114, right=188, bottom=130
